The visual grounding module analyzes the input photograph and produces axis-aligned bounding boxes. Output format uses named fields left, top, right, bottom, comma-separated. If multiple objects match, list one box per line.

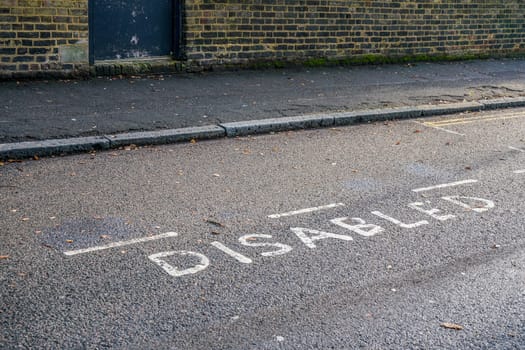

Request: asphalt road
left=1, top=108, right=525, bottom=349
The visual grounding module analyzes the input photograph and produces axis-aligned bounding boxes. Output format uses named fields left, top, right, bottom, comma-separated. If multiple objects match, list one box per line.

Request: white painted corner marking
left=412, top=179, right=478, bottom=193
left=63, top=231, right=179, bottom=256
left=268, top=203, right=345, bottom=219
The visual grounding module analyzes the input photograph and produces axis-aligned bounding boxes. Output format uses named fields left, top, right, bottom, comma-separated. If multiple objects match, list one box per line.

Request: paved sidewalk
left=1, top=58, right=525, bottom=158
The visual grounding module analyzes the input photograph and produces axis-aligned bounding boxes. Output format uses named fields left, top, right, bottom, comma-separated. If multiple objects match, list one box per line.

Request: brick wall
left=1, top=1, right=525, bottom=77
left=0, top=0, right=88, bottom=78
left=184, top=0, right=525, bottom=67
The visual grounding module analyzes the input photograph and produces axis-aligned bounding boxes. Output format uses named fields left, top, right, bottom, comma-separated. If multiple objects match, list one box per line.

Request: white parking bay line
left=268, top=203, right=345, bottom=219
left=412, top=179, right=479, bottom=193
left=513, top=169, right=525, bottom=174
left=63, top=231, right=179, bottom=256
left=509, top=146, right=525, bottom=153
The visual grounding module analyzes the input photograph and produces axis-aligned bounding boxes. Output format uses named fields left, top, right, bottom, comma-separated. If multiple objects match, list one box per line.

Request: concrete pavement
left=1, top=58, right=525, bottom=159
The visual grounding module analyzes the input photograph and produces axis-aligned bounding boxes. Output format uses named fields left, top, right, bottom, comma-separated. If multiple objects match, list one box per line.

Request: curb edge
left=1, top=98, right=524, bottom=160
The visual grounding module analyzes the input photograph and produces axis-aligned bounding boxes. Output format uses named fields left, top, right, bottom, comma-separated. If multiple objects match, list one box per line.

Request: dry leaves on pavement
left=440, top=322, right=463, bottom=330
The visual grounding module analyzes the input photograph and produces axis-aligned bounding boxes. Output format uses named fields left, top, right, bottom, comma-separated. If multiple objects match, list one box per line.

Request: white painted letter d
left=148, top=250, right=209, bottom=277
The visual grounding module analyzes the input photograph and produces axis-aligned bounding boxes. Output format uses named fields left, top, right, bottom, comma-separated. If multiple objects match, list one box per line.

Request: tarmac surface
left=1, top=107, right=524, bottom=349
left=2, top=59, right=525, bottom=348
left=1, top=59, right=525, bottom=148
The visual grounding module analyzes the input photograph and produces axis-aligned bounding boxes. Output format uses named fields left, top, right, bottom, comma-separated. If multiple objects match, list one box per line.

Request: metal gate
left=89, top=0, right=177, bottom=62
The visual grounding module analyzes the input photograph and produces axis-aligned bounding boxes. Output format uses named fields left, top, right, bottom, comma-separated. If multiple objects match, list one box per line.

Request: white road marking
left=413, top=121, right=465, bottom=136
left=371, top=211, right=429, bottom=228
left=63, top=231, right=179, bottom=256
left=508, top=146, right=525, bottom=153
left=441, top=196, right=495, bottom=213
left=268, top=203, right=345, bottom=218
left=412, top=179, right=478, bottom=193
left=291, top=227, right=353, bottom=249
left=238, top=234, right=293, bottom=257
left=211, top=241, right=253, bottom=264
left=513, top=169, right=525, bottom=174
left=408, top=202, right=456, bottom=221
left=330, top=217, right=384, bottom=237
left=148, top=250, right=209, bottom=277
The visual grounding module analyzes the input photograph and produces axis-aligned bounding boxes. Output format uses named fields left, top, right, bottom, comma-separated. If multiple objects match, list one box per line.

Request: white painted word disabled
left=148, top=194, right=494, bottom=278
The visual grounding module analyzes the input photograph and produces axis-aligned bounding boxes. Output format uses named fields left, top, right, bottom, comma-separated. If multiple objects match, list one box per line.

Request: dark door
left=90, top=0, right=173, bottom=61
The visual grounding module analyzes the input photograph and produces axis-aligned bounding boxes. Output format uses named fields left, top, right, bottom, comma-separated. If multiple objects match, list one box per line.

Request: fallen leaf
left=242, top=149, right=251, bottom=155
left=465, top=166, right=472, bottom=170
left=211, top=231, right=221, bottom=235
left=100, top=235, right=109, bottom=239
left=395, top=141, right=401, bottom=145
left=21, top=217, right=29, bottom=221
left=49, top=216, right=56, bottom=220
left=93, top=216, right=103, bottom=220
left=35, top=230, right=42, bottom=234
left=0, top=162, right=4, bottom=166
left=33, top=155, right=40, bottom=160
left=413, top=130, right=422, bottom=133
left=205, top=219, right=225, bottom=227
left=440, top=322, right=463, bottom=330
left=212, top=173, right=220, bottom=177
left=0, top=255, right=9, bottom=260
left=66, top=240, right=74, bottom=243
left=190, top=139, right=197, bottom=144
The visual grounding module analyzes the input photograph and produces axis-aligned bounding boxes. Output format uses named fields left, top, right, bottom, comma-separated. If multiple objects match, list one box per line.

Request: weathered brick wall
left=184, top=0, right=525, bottom=67
left=1, top=1, right=525, bottom=77
left=0, top=0, right=88, bottom=78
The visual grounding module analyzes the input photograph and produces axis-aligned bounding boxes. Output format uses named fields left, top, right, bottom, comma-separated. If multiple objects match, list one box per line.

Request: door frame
left=88, top=0, right=184, bottom=64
